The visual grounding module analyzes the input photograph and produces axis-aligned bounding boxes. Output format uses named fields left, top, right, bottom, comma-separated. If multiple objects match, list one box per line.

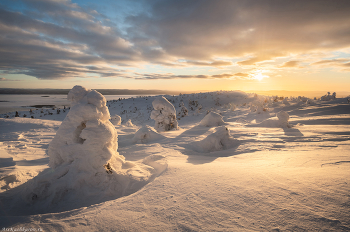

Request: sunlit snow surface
left=0, top=90, right=349, bottom=231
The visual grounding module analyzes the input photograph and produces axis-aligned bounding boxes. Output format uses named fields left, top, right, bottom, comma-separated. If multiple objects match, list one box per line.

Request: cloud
left=233, top=72, right=249, bottom=77
left=123, top=71, right=255, bottom=80
left=279, top=60, right=301, bottom=68
left=128, top=72, right=238, bottom=80
left=0, top=77, right=22, bottom=81
left=1, top=0, right=350, bottom=81
left=0, top=5, right=139, bottom=79
left=311, top=58, right=350, bottom=71
left=184, top=60, right=233, bottom=67
left=127, top=0, right=350, bottom=61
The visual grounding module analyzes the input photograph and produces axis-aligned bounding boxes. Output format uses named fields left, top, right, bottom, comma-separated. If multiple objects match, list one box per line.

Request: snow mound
left=199, top=112, right=225, bottom=127
left=306, top=99, right=316, bottom=105
left=277, top=111, right=291, bottom=128
left=193, top=126, right=237, bottom=153
left=22, top=86, right=167, bottom=213
left=132, top=125, right=165, bottom=144
left=283, top=98, right=290, bottom=105
left=110, top=115, right=121, bottom=125
left=150, top=96, right=178, bottom=132
left=125, top=119, right=134, bottom=127
left=249, top=111, right=292, bottom=128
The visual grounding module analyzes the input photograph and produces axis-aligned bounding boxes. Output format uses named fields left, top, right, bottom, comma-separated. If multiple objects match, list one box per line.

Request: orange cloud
left=279, top=60, right=301, bottom=68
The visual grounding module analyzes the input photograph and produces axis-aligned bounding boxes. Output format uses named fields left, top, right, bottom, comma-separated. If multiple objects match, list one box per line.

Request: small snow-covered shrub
left=251, top=102, right=268, bottom=113
left=321, top=92, right=336, bottom=101
left=199, top=112, right=225, bottom=127
left=307, top=99, right=316, bottom=105
left=110, top=115, right=121, bottom=125
left=150, top=96, right=178, bottom=132
left=277, top=110, right=291, bottom=128
left=132, top=125, right=164, bottom=144
left=178, top=102, right=188, bottom=118
left=282, top=98, right=290, bottom=105
left=193, top=126, right=237, bottom=152
left=125, top=119, right=134, bottom=127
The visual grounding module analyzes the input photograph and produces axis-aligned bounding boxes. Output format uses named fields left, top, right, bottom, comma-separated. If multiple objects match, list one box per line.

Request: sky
left=0, top=0, right=350, bottom=93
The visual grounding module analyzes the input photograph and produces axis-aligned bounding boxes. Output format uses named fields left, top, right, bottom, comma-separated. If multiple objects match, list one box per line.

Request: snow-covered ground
left=0, top=88, right=349, bottom=231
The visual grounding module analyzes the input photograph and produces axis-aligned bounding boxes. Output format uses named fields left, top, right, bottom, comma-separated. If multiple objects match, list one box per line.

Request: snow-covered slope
left=0, top=90, right=349, bottom=231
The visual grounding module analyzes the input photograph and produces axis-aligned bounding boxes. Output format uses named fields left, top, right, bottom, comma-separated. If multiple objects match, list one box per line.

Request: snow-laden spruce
left=193, top=126, right=237, bottom=152
left=24, top=86, right=167, bottom=212
left=199, top=112, right=225, bottom=127
left=150, top=96, right=178, bottom=131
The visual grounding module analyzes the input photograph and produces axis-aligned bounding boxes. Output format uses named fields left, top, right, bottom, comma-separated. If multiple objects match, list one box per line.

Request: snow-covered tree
left=150, top=96, right=179, bottom=131
left=24, top=86, right=167, bottom=210
left=277, top=110, right=291, bottom=128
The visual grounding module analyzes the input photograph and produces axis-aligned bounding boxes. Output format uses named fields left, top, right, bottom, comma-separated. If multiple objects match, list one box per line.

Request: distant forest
left=0, top=88, right=185, bottom=95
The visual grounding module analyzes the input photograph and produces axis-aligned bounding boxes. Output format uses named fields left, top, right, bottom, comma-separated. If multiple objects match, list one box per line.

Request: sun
left=252, top=70, right=268, bottom=81
left=254, top=72, right=264, bottom=81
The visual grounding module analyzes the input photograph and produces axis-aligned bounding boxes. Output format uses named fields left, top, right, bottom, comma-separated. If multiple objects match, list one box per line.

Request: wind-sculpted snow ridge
left=192, top=126, right=238, bottom=153
left=7, top=86, right=167, bottom=214
left=151, top=96, right=179, bottom=132
left=199, top=111, right=225, bottom=127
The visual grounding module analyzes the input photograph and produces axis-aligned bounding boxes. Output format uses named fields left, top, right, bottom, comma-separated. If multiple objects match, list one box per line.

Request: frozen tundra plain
left=0, top=86, right=349, bottom=231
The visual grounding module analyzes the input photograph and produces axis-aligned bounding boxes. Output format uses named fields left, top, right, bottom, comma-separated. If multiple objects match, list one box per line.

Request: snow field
left=0, top=90, right=349, bottom=231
